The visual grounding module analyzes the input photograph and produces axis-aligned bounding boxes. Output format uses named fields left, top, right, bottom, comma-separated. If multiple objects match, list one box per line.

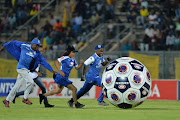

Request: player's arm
left=75, top=59, right=84, bottom=70
left=102, top=56, right=111, bottom=66
left=81, top=56, right=95, bottom=81
left=0, top=46, right=4, bottom=52
left=55, top=59, right=65, bottom=77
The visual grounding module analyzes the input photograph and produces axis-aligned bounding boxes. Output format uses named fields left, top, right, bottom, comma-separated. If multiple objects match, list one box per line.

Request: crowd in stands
left=121, top=0, right=180, bottom=51
left=27, top=0, right=115, bottom=60
left=0, top=0, right=41, bottom=33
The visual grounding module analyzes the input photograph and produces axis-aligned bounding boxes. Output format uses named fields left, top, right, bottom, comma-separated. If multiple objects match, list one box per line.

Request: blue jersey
left=17, top=44, right=36, bottom=70
left=57, top=56, right=78, bottom=78
left=3, top=40, right=53, bottom=72
left=84, top=53, right=105, bottom=77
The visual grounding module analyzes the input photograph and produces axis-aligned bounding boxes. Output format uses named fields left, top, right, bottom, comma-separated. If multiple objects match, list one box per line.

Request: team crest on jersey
left=133, top=74, right=141, bottom=84
left=118, top=65, right=127, bottom=73
left=29, top=52, right=33, bottom=55
left=70, top=62, right=74, bottom=66
left=105, top=74, right=112, bottom=84
left=127, top=93, right=136, bottom=101
left=60, top=56, right=64, bottom=59
left=111, top=93, right=119, bottom=101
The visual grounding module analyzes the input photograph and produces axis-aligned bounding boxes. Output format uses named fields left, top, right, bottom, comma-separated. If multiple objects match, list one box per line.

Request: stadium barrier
left=0, top=78, right=180, bottom=100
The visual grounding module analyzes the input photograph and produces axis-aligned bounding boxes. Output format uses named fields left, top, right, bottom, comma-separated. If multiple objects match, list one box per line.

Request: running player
left=68, top=45, right=111, bottom=107
left=1, top=39, right=56, bottom=107
left=13, top=46, right=54, bottom=107
left=39, top=46, right=85, bottom=108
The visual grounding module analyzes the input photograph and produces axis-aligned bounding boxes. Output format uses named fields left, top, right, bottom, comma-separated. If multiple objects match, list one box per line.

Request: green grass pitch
left=1, top=98, right=180, bottom=120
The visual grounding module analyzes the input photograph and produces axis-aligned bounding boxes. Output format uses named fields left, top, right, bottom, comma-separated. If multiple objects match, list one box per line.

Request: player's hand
left=60, top=71, right=65, bottom=77
left=51, top=70, right=57, bottom=74
left=37, top=72, right=43, bottom=77
left=107, top=56, right=111, bottom=62
left=0, top=46, right=4, bottom=52
left=80, top=59, right=84, bottom=64
left=80, top=75, right=85, bottom=81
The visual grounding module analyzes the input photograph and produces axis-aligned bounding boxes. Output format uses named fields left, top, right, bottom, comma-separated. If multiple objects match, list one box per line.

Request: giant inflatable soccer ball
left=101, top=57, right=151, bottom=109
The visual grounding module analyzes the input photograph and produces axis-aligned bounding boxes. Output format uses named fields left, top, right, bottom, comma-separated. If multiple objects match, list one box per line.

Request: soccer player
left=1, top=38, right=56, bottom=107
left=13, top=46, right=54, bottom=107
left=39, top=46, right=85, bottom=108
left=68, top=45, right=111, bottom=107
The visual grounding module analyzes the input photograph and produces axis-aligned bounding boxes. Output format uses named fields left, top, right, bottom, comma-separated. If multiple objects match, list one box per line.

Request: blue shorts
left=54, top=73, right=72, bottom=86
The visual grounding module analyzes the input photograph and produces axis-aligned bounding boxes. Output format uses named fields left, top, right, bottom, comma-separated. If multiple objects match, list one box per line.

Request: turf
left=0, top=98, right=180, bottom=120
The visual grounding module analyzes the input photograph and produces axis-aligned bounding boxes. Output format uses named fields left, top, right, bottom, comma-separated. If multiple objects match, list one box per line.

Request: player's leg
left=66, top=84, right=85, bottom=108
left=3, top=73, right=24, bottom=107
left=95, top=76, right=109, bottom=106
left=68, top=80, right=93, bottom=108
left=21, top=69, right=34, bottom=105
left=39, top=85, right=64, bottom=104
left=34, top=77, right=54, bottom=107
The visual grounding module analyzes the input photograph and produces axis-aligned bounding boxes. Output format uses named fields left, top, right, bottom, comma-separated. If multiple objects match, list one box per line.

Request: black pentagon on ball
left=117, top=103, right=132, bottom=109
left=105, top=60, right=118, bottom=72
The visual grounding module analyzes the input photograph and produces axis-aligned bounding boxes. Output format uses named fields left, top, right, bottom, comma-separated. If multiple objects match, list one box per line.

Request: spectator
left=153, top=26, right=160, bottom=38
left=30, top=7, right=38, bottom=24
left=1, top=14, right=9, bottom=33
left=148, top=10, right=158, bottom=26
left=58, top=40, right=66, bottom=51
left=28, top=25, right=37, bottom=41
left=141, top=0, right=148, bottom=9
left=90, top=12, right=99, bottom=28
left=50, top=14, right=56, bottom=26
left=17, top=0, right=26, bottom=8
left=137, top=6, right=149, bottom=26
left=74, top=13, right=83, bottom=26
left=175, top=19, right=180, bottom=34
left=8, top=14, right=16, bottom=33
left=16, top=7, right=24, bottom=25
left=145, top=25, right=154, bottom=38
left=166, top=32, right=175, bottom=50
left=0, top=20, right=3, bottom=33
left=122, top=41, right=132, bottom=51
left=44, top=20, right=52, bottom=36
left=53, top=19, right=63, bottom=38
left=24, top=7, right=30, bottom=23
left=141, top=34, right=151, bottom=51
left=38, top=27, right=47, bottom=42
left=46, top=34, right=53, bottom=51
left=131, top=40, right=140, bottom=51
left=96, top=1, right=103, bottom=15
left=173, top=33, right=180, bottom=50
left=52, top=41, right=58, bottom=59
left=126, top=5, right=138, bottom=24
left=107, top=20, right=114, bottom=39
left=64, top=0, right=73, bottom=22
left=64, top=27, right=73, bottom=44
left=106, top=0, right=115, bottom=19
left=158, top=30, right=166, bottom=50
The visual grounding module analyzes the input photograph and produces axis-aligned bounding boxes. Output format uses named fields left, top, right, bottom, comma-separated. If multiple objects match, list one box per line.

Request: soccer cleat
left=45, top=103, right=54, bottom=108
left=22, top=98, right=33, bottom=105
left=12, top=97, right=16, bottom=104
left=67, top=100, right=73, bottom=108
left=98, top=101, right=109, bottom=106
left=39, top=94, right=45, bottom=104
left=3, top=99, right=9, bottom=107
left=75, top=102, right=85, bottom=108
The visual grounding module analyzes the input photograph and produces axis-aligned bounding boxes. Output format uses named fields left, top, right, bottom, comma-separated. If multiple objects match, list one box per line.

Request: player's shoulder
left=59, top=56, right=69, bottom=61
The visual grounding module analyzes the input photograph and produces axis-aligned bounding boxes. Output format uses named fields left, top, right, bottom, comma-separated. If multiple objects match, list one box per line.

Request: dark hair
left=62, top=50, right=71, bottom=56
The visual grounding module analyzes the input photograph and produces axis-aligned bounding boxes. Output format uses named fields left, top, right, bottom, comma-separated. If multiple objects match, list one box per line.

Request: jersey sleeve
left=103, top=58, right=106, bottom=62
left=84, top=56, right=95, bottom=66
left=74, top=59, right=78, bottom=68
left=57, top=56, right=64, bottom=63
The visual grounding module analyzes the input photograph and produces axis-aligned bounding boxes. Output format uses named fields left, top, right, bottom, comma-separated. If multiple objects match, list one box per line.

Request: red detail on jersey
left=60, top=56, right=64, bottom=59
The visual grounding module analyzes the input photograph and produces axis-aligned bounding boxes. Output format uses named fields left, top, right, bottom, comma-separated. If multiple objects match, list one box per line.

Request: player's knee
left=72, top=87, right=77, bottom=92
